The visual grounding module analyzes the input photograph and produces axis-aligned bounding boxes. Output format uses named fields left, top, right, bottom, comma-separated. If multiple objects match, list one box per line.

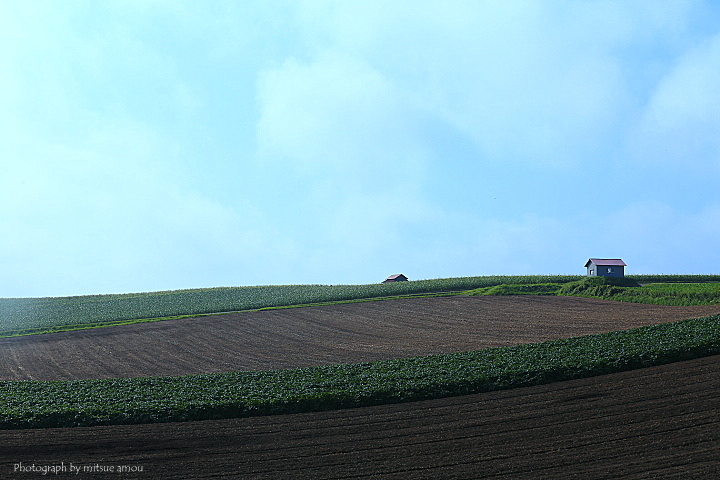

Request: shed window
left=607, top=268, right=613, bottom=273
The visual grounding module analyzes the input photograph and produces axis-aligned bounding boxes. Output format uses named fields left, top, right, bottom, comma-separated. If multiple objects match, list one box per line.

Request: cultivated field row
left=2, top=296, right=719, bottom=381
left=4, top=274, right=719, bottom=336
left=2, top=354, right=717, bottom=479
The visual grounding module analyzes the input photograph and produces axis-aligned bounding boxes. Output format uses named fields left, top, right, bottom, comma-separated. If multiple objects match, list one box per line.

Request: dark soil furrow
left=2, top=297, right=719, bottom=479
left=2, top=355, right=718, bottom=478
left=1, top=296, right=719, bottom=381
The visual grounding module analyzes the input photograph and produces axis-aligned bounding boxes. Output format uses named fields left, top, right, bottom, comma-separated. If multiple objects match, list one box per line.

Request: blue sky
left=2, top=1, right=720, bottom=297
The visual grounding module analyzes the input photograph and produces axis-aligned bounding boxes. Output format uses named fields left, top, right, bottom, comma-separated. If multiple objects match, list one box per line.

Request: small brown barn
left=383, top=274, right=408, bottom=283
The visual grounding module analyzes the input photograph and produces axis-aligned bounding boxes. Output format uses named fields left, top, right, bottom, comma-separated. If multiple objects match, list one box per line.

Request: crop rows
left=3, top=275, right=719, bottom=337
left=0, top=276, right=581, bottom=334
left=1, top=312, right=718, bottom=430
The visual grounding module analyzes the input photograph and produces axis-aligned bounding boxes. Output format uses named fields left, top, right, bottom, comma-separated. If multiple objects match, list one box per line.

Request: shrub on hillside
left=558, top=276, right=640, bottom=298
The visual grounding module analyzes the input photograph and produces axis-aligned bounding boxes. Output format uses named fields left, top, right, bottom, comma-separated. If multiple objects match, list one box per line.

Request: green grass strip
left=557, top=278, right=720, bottom=306
left=1, top=313, right=719, bottom=430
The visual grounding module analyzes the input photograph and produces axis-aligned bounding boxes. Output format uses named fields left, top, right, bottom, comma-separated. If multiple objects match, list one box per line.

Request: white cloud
left=256, top=51, right=421, bottom=177
left=250, top=2, right=720, bottom=282
left=0, top=2, right=284, bottom=296
left=289, top=1, right=648, bottom=169
left=0, top=116, right=299, bottom=296
left=3, top=1, right=720, bottom=296
left=630, top=31, right=720, bottom=172
left=255, top=51, right=431, bottom=268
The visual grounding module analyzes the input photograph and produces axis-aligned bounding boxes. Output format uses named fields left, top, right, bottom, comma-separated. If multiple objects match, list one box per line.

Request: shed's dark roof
left=585, top=258, right=627, bottom=267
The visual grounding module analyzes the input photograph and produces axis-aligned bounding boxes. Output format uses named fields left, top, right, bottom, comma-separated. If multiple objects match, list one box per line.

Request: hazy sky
left=2, top=1, right=720, bottom=297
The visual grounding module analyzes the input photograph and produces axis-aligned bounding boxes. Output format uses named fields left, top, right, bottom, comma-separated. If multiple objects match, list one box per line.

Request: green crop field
left=0, top=276, right=582, bottom=337
left=1, top=313, right=718, bottom=429
left=2, top=274, right=720, bottom=430
left=2, top=275, right=719, bottom=338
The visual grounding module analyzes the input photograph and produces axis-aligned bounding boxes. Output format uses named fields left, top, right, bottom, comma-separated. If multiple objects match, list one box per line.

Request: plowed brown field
left=1, top=355, right=719, bottom=479
left=1, top=296, right=719, bottom=380
left=1, top=296, right=719, bottom=479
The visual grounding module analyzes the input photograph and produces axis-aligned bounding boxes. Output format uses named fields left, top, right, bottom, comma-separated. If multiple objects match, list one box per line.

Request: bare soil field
left=1, top=354, right=718, bottom=479
left=1, top=295, right=719, bottom=381
left=1, top=296, right=719, bottom=479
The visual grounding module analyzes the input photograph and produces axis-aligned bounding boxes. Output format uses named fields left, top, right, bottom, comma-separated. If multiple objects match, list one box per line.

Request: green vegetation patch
left=629, top=274, right=720, bottom=284
left=465, top=283, right=565, bottom=296
left=558, top=278, right=720, bottom=306
left=462, top=275, right=720, bottom=306
left=2, top=313, right=718, bottom=430
left=558, top=276, right=641, bottom=298
left=2, top=275, right=719, bottom=338
left=607, top=282, right=720, bottom=306
left=0, top=276, right=582, bottom=337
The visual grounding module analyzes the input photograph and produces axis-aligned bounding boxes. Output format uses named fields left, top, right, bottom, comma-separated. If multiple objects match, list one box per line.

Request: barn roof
left=585, top=258, right=627, bottom=267
left=385, top=274, right=407, bottom=280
